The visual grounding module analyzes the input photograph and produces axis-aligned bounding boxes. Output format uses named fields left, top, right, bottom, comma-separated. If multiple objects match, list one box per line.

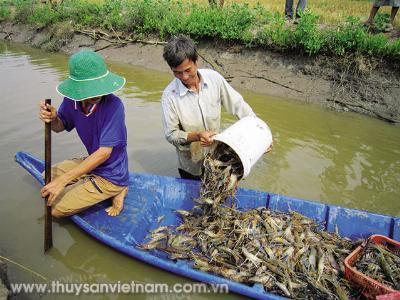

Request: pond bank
left=1, top=21, right=399, bottom=123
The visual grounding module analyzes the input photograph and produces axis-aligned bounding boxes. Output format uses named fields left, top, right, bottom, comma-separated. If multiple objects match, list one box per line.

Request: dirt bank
left=1, top=22, right=399, bottom=123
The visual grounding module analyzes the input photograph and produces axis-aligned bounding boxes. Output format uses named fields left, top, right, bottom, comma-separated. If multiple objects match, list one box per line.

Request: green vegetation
left=0, top=1, right=11, bottom=22
left=0, top=0, right=399, bottom=59
left=234, top=0, right=399, bottom=27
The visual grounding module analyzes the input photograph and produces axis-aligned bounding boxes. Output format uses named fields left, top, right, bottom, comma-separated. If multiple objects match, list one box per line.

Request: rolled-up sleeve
left=57, top=98, right=75, bottom=132
left=161, top=96, right=189, bottom=150
left=218, top=74, right=255, bottom=119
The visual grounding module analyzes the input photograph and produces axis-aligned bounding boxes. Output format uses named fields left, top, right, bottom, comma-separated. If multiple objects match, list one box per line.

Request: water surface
left=1, top=41, right=399, bottom=299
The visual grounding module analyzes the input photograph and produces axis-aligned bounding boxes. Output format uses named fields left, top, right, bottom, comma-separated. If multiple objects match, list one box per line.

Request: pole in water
left=44, top=98, right=53, bottom=252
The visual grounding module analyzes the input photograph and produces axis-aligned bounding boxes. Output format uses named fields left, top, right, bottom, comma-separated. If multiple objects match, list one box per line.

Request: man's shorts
left=373, top=0, right=400, bottom=7
left=48, top=158, right=126, bottom=215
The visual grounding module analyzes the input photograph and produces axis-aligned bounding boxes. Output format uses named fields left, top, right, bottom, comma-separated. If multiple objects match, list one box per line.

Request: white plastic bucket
left=213, top=116, right=272, bottom=178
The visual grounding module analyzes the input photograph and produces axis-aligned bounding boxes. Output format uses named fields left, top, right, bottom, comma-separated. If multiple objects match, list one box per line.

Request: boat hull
left=15, top=151, right=400, bottom=299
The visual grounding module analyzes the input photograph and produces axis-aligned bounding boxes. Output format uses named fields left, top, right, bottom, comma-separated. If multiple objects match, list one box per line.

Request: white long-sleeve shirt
left=161, top=69, right=255, bottom=176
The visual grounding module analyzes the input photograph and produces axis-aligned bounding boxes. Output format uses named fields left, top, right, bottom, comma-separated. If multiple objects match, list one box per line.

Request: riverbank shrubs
left=1, top=0, right=399, bottom=60
left=0, top=5, right=10, bottom=22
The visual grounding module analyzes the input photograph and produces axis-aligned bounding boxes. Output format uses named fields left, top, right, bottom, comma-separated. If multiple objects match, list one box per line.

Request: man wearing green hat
left=39, top=50, right=128, bottom=218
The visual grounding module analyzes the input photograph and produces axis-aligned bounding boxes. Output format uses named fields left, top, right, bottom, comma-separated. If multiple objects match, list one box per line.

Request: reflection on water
left=0, top=41, right=399, bottom=299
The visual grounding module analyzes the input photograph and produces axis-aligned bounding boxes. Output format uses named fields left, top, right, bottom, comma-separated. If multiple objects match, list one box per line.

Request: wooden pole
left=44, top=98, right=53, bottom=252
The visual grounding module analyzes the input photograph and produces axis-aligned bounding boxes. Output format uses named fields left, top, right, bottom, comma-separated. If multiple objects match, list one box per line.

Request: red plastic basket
left=344, top=234, right=400, bottom=299
left=376, top=292, right=400, bottom=300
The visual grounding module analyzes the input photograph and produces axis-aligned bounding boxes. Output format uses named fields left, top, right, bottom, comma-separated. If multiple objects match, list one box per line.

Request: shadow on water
left=0, top=40, right=399, bottom=299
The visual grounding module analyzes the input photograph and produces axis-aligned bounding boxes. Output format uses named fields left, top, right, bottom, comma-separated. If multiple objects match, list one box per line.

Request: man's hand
left=199, top=131, right=216, bottom=147
left=186, top=131, right=216, bottom=146
left=39, top=101, right=57, bottom=123
left=41, top=178, right=67, bottom=206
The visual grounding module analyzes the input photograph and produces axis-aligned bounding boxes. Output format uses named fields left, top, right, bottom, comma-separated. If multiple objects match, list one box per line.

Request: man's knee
left=51, top=208, right=68, bottom=218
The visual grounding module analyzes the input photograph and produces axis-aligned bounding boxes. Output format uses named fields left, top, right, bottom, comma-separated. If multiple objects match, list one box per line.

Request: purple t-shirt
left=58, top=94, right=129, bottom=186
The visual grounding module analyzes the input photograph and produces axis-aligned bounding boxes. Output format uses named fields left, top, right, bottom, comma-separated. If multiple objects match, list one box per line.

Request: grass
left=83, top=0, right=400, bottom=26
left=230, top=0, right=399, bottom=27
left=0, top=0, right=399, bottom=60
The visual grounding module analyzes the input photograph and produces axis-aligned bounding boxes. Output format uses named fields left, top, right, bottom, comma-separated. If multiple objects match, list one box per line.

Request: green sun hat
left=57, top=50, right=125, bottom=101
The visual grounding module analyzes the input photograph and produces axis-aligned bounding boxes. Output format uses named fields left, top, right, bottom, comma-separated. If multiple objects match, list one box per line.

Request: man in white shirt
left=161, top=35, right=255, bottom=180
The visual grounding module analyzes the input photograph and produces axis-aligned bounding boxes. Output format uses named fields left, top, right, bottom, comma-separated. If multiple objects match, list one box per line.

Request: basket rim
left=344, top=234, right=399, bottom=295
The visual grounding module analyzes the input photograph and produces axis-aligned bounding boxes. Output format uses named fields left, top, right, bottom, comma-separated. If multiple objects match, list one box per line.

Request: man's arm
left=39, top=101, right=65, bottom=133
left=161, top=97, right=215, bottom=148
left=40, top=147, right=113, bottom=205
left=218, top=73, right=255, bottom=119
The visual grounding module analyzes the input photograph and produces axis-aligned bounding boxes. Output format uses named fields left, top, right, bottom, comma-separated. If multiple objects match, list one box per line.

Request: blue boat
left=15, top=151, right=400, bottom=300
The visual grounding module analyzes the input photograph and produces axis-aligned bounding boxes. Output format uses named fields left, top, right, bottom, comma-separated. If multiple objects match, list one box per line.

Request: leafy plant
left=294, top=12, right=326, bottom=55
left=360, top=33, right=389, bottom=56
left=27, top=4, right=59, bottom=28
left=13, top=0, right=35, bottom=24
left=327, top=16, right=367, bottom=56
left=0, top=5, right=10, bottom=21
left=1, top=0, right=398, bottom=60
left=257, top=12, right=294, bottom=49
left=218, top=3, right=254, bottom=40
left=388, top=38, right=400, bottom=57
left=374, top=13, right=391, bottom=32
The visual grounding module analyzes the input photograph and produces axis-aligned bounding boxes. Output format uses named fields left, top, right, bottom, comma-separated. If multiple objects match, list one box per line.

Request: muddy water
left=0, top=41, right=399, bottom=299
